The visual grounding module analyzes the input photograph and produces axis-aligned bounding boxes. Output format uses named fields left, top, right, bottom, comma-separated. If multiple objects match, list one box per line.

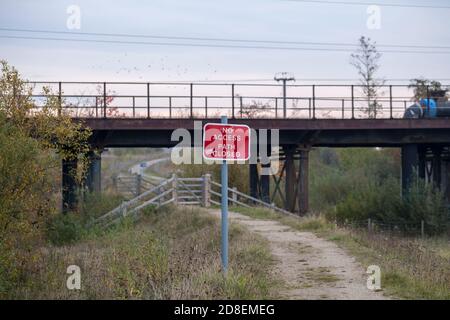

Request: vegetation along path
left=209, top=209, right=389, bottom=300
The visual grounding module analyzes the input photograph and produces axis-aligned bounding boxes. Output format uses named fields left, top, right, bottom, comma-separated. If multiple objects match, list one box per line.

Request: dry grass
left=327, top=229, right=450, bottom=300
left=233, top=206, right=450, bottom=300
left=8, top=206, right=277, bottom=300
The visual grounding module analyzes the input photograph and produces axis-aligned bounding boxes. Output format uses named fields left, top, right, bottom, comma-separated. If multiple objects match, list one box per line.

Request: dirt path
left=209, top=209, right=389, bottom=300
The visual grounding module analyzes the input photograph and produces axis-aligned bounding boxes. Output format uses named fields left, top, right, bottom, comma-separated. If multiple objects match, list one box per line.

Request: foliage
left=0, top=113, right=58, bottom=295
left=350, top=36, right=385, bottom=118
left=310, top=148, right=399, bottom=212
left=0, top=60, right=92, bottom=297
left=0, top=61, right=91, bottom=163
left=408, top=78, right=449, bottom=102
left=310, top=148, right=448, bottom=235
left=46, top=214, right=85, bottom=245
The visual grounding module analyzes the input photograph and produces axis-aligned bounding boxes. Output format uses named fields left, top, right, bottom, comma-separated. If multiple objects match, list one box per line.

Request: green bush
left=79, top=192, right=124, bottom=220
left=331, top=177, right=448, bottom=235
left=46, top=214, right=85, bottom=245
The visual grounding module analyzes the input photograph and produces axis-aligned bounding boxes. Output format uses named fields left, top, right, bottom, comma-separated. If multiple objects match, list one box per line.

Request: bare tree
left=350, top=36, right=385, bottom=118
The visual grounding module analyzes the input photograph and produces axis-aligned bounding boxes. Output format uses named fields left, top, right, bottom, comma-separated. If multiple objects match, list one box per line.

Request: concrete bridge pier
left=86, top=151, right=102, bottom=193
left=62, top=158, right=78, bottom=213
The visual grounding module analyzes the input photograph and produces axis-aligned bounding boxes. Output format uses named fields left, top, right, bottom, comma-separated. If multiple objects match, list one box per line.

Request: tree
left=408, top=78, right=449, bottom=102
left=0, top=61, right=91, bottom=296
left=350, top=36, right=385, bottom=118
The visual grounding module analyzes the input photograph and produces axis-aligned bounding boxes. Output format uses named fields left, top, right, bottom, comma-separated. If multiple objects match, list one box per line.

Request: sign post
left=220, top=116, right=228, bottom=273
left=203, top=118, right=250, bottom=274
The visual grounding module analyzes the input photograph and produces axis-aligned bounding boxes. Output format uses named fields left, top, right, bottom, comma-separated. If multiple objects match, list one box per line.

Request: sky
left=1, top=0, right=450, bottom=84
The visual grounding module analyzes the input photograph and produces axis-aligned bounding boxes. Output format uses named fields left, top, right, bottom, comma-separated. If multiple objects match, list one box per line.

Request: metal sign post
left=202, top=117, right=250, bottom=275
left=220, top=115, right=229, bottom=274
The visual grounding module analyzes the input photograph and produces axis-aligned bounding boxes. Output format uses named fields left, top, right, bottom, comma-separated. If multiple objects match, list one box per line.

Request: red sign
left=203, top=123, right=251, bottom=161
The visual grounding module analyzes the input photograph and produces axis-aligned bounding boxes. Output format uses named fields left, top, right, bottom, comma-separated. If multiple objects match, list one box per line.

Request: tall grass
left=8, top=206, right=277, bottom=299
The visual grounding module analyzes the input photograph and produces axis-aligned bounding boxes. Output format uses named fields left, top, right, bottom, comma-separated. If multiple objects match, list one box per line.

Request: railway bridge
left=31, top=81, right=450, bottom=213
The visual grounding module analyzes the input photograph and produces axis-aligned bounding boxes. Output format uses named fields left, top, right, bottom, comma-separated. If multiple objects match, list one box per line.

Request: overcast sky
left=1, top=0, right=450, bottom=83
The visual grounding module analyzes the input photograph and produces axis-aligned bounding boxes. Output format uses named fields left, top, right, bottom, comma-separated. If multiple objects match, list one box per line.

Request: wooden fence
left=93, top=174, right=292, bottom=228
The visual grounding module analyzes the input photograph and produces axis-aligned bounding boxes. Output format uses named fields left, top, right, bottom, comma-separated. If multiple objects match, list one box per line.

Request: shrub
left=79, top=192, right=124, bottom=220
left=332, top=177, right=448, bottom=235
left=46, top=214, right=85, bottom=245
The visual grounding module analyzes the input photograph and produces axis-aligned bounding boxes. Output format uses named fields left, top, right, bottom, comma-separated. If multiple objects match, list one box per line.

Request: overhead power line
left=2, top=27, right=450, bottom=50
left=2, top=34, right=450, bottom=55
left=285, top=0, right=450, bottom=9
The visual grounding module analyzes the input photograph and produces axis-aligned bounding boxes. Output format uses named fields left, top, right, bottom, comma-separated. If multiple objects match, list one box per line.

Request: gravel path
left=209, top=209, right=389, bottom=300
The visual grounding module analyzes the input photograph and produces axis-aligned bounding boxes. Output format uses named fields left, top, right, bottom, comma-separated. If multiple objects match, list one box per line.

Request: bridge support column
left=86, top=151, right=102, bottom=194
left=62, top=158, right=78, bottom=213
left=418, top=146, right=426, bottom=180
left=249, top=163, right=259, bottom=200
left=401, top=144, right=419, bottom=195
left=298, top=148, right=310, bottom=216
left=260, top=163, right=271, bottom=204
left=283, top=145, right=296, bottom=212
left=442, top=156, right=450, bottom=204
left=432, top=147, right=442, bottom=189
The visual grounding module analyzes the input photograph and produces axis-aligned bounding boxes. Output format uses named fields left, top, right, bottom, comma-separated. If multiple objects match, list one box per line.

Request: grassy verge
left=232, top=206, right=450, bottom=300
left=8, top=206, right=277, bottom=299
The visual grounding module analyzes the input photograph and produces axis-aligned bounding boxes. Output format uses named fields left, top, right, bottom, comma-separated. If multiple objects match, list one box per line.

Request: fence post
left=275, top=98, right=278, bottom=118
left=112, top=176, right=117, bottom=192
left=147, top=82, right=151, bottom=119
left=351, top=85, right=355, bottom=119
left=58, top=81, right=62, bottom=116
left=389, top=85, right=393, bottom=119
left=172, top=173, right=178, bottom=205
left=271, top=202, right=276, bottom=212
left=121, top=201, right=128, bottom=217
left=103, top=82, right=107, bottom=118
left=95, top=96, right=98, bottom=118
left=202, top=174, right=211, bottom=207
left=421, top=220, right=425, bottom=238
left=190, top=83, right=194, bottom=118
left=240, top=96, right=243, bottom=118
left=232, top=187, right=237, bottom=206
left=312, top=85, right=316, bottom=119
left=231, top=84, right=235, bottom=119
left=308, top=98, right=311, bottom=119
left=135, top=174, right=142, bottom=196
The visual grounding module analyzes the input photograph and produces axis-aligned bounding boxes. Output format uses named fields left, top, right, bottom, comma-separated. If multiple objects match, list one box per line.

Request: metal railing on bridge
left=26, top=81, right=448, bottom=120
left=92, top=173, right=292, bottom=229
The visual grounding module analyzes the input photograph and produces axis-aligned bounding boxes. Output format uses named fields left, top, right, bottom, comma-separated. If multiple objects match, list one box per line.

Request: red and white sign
left=203, top=123, right=251, bottom=161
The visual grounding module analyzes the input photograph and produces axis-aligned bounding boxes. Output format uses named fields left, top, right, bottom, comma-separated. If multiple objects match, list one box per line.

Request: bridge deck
left=79, top=118, right=450, bottom=148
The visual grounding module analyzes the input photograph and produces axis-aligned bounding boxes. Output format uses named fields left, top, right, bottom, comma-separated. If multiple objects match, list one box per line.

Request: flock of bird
left=88, top=53, right=219, bottom=80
